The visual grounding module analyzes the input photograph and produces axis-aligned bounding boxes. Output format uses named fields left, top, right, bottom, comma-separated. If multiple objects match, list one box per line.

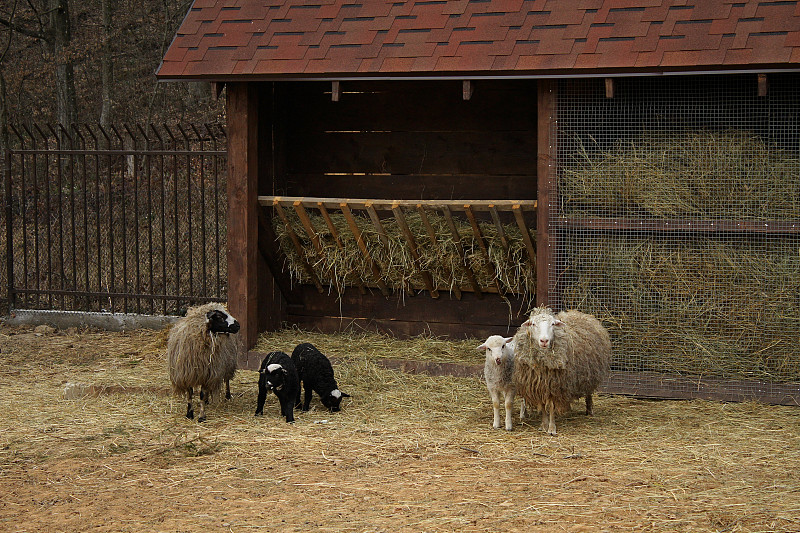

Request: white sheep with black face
left=167, top=302, right=241, bottom=422
left=478, top=335, right=521, bottom=431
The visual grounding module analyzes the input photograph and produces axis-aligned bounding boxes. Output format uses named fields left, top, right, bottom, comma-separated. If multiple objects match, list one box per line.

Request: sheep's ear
left=340, top=392, right=351, bottom=398
left=205, top=311, right=215, bottom=322
left=504, top=337, right=514, bottom=344
left=521, top=319, right=531, bottom=327
left=554, top=319, right=565, bottom=327
left=477, top=343, right=487, bottom=351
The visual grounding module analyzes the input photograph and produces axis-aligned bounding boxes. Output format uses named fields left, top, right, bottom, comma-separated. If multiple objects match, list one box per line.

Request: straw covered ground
left=1, top=322, right=799, bottom=532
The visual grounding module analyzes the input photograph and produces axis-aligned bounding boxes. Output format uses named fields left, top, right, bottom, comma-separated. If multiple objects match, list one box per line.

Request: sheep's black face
left=206, top=310, right=240, bottom=335
left=321, top=389, right=350, bottom=412
left=261, top=363, right=287, bottom=391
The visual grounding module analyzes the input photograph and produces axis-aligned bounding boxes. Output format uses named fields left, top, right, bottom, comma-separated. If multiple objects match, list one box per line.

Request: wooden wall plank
left=282, top=173, right=534, bottom=200
left=284, top=80, right=538, bottom=133
left=284, top=131, right=538, bottom=175
left=288, top=285, right=529, bottom=334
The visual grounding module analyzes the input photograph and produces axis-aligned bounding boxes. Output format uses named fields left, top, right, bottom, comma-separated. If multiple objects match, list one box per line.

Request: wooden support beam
left=260, top=196, right=537, bottom=212
left=392, top=204, right=439, bottom=298
left=537, top=79, right=557, bottom=308
left=417, top=205, right=461, bottom=300
left=442, top=206, right=483, bottom=297
left=226, top=82, right=261, bottom=354
left=331, top=81, right=341, bottom=102
left=605, top=78, right=614, bottom=99
left=463, top=80, right=473, bottom=100
left=340, top=203, right=390, bottom=297
left=273, top=201, right=325, bottom=294
left=758, top=74, right=768, bottom=97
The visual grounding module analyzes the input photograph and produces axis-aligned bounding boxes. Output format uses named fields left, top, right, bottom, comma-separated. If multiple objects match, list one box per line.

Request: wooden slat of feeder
left=417, top=205, right=461, bottom=300
left=464, top=204, right=504, bottom=295
left=489, top=205, right=509, bottom=252
left=293, top=201, right=322, bottom=253
left=317, top=202, right=367, bottom=295
left=273, top=201, right=324, bottom=294
left=340, top=202, right=390, bottom=298
left=260, top=196, right=537, bottom=212
left=365, top=202, right=391, bottom=252
left=392, top=204, right=439, bottom=298
left=512, top=204, right=536, bottom=271
left=442, top=205, right=483, bottom=298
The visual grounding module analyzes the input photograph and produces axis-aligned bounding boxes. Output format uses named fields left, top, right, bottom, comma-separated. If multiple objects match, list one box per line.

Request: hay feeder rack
left=259, top=196, right=537, bottom=300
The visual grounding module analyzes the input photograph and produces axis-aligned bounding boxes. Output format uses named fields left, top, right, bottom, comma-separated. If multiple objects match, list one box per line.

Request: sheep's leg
left=282, top=397, right=295, bottom=423
left=490, top=389, right=502, bottom=429
left=544, top=400, right=557, bottom=435
left=585, top=393, right=593, bottom=415
left=302, top=385, right=313, bottom=412
left=294, top=384, right=302, bottom=410
left=255, top=385, right=267, bottom=416
left=503, top=390, right=514, bottom=431
left=197, top=388, right=208, bottom=423
left=225, top=379, right=231, bottom=400
left=519, top=398, right=527, bottom=421
left=185, top=388, right=194, bottom=419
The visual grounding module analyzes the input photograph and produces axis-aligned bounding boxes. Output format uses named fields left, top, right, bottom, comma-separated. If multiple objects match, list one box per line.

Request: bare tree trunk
left=99, top=0, right=113, bottom=126
left=0, top=70, right=7, bottom=157
left=48, top=0, right=76, bottom=126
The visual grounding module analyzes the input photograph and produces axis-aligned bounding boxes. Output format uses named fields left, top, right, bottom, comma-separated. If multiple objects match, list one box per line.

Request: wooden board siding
left=284, top=285, right=530, bottom=341
left=274, top=79, right=538, bottom=201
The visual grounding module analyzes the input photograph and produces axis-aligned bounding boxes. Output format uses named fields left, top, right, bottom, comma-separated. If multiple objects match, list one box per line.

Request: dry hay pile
left=560, top=130, right=800, bottom=219
left=2, top=324, right=800, bottom=532
left=557, top=130, right=800, bottom=382
left=562, top=234, right=800, bottom=382
left=273, top=209, right=535, bottom=303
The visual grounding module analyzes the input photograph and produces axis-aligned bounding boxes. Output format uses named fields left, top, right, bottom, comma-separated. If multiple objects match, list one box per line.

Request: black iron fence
left=2, top=123, right=227, bottom=316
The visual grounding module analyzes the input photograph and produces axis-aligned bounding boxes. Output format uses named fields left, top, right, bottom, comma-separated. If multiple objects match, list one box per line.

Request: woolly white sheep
left=478, top=335, right=522, bottom=431
left=167, top=302, right=240, bottom=422
left=513, top=306, right=611, bottom=435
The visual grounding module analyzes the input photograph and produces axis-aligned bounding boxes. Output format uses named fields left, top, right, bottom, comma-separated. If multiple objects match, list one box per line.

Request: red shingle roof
left=157, top=0, right=800, bottom=79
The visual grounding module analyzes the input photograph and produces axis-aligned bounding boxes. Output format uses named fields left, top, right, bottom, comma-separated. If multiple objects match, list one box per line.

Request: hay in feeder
left=561, top=233, right=800, bottom=383
left=560, top=130, right=800, bottom=219
left=273, top=208, right=535, bottom=303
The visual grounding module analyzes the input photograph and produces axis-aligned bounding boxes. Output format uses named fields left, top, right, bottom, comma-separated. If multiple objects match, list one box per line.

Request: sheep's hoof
left=226, top=392, right=232, bottom=400
left=197, top=416, right=206, bottom=423
left=186, top=410, right=194, bottom=420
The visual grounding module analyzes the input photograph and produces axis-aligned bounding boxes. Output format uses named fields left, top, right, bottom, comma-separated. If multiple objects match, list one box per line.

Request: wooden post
left=226, top=83, right=261, bottom=360
left=537, top=80, right=557, bottom=308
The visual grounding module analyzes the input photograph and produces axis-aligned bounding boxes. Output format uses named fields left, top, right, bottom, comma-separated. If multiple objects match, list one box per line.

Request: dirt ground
left=0, top=323, right=799, bottom=533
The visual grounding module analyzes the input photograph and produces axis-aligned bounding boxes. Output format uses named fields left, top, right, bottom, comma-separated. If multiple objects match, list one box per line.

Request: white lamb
left=478, top=335, right=524, bottom=431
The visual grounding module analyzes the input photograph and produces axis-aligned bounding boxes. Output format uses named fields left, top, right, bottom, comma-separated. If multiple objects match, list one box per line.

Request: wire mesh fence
left=553, top=73, right=800, bottom=400
left=3, top=123, right=227, bottom=316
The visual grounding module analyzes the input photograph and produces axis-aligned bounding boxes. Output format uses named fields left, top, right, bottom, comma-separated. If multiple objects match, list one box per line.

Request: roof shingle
left=157, top=0, right=800, bottom=79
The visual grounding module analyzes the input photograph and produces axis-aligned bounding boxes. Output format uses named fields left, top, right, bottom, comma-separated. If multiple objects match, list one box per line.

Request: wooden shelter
left=158, top=0, right=800, bottom=374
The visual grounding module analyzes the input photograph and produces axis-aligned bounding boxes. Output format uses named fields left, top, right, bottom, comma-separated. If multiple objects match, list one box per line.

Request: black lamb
left=255, top=351, right=300, bottom=423
left=291, top=343, right=350, bottom=412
